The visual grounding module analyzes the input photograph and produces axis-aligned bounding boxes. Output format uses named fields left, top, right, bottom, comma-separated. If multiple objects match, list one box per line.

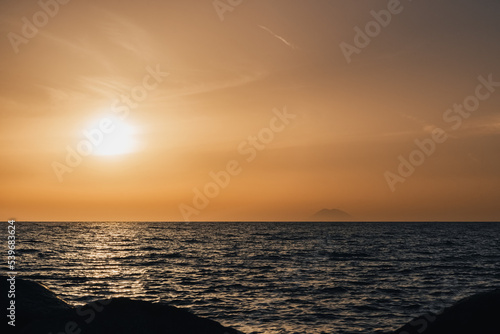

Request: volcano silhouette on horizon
left=311, top=209, right=352, bottom=221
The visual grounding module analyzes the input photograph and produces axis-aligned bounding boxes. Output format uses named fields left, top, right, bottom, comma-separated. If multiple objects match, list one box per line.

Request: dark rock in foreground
left=1, top=276, right=243, bottom=334
left=3, top=275, right=499, bottom=333
left=391, top=289, right=500, bottom=334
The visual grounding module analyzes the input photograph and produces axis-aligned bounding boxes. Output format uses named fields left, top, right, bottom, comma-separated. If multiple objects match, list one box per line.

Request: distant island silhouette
left=311, top=209, right=352, bottom=221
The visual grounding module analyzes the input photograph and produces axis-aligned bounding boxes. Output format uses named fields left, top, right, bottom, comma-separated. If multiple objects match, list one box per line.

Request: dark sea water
left=5, top=222, right=500, bottom=333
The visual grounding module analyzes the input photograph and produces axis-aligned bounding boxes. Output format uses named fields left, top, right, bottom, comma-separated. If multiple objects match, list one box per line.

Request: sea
left=5, top=221, right=500, bottom=334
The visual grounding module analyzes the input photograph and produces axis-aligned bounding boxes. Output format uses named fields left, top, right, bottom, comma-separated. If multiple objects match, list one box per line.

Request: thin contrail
left=258, top=25, right=298, bottom=49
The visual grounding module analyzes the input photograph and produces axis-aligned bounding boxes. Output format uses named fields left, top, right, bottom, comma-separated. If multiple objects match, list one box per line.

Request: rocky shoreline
left=1, top=276, right=243, bottom=334
left=2, top=276, right=498, bottom=333
left=389, top=288, right=500, bottom=334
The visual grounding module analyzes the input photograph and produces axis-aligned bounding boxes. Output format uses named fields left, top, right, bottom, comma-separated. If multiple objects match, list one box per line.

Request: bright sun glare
left=87, top=116, right=138, bottom=156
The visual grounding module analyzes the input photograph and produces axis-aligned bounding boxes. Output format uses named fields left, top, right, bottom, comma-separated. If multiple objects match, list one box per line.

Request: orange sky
left=1, top=0, right=500, bottom=222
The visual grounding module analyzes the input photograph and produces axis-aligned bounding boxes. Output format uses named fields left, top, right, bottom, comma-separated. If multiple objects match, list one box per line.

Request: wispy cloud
left=97, top=8, right=156, bottom=60
left=258, top=25, right=298, bottom=50
left=400, top=112, right=439, bottom=135
left=155, top=70, right=268, bottom=100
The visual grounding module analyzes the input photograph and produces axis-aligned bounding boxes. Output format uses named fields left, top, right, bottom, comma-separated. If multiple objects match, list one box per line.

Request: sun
left=87, top=116, right=139, bottom=157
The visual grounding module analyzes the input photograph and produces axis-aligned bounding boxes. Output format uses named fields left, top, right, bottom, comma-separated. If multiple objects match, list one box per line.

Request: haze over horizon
left=1, top=0, right=500, bottom=222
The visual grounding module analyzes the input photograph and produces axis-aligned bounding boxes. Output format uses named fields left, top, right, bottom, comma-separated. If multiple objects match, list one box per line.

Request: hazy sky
left=1, top=0, right=500, bottom=221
